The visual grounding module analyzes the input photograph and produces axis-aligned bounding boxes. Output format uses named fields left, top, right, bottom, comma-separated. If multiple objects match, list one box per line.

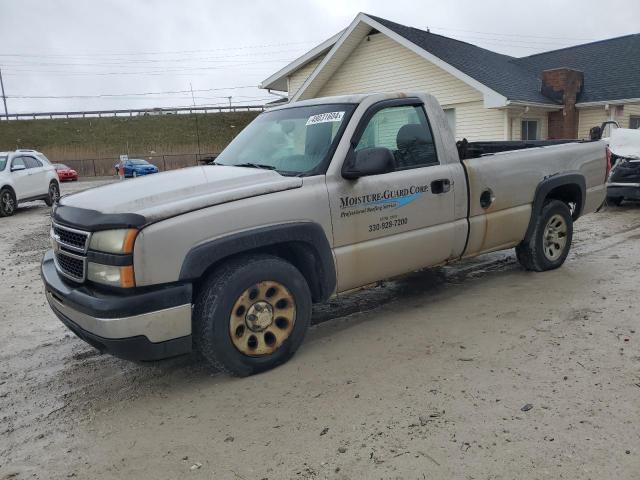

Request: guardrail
left=0, top=105, right=265, bottom=121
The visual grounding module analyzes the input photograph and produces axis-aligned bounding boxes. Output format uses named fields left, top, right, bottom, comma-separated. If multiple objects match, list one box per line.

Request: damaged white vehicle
left=606, top=128, right=640, bottom=205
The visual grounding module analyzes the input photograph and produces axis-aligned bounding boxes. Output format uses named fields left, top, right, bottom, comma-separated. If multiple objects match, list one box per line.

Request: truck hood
left=59, top=165, right=302, bottom=223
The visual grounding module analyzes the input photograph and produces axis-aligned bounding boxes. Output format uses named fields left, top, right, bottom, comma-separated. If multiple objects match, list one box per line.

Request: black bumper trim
left=41, top=250, right=192, bottom=318
left=50, top=298, right=192, bottom=361
left=607, top=185, right=640, bottom=199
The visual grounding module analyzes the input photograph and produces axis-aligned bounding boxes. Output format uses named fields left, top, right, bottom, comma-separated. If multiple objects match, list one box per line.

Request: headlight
left=87, top=263, right=135, bottom=288
left=89, top=229, right=137, bottom=254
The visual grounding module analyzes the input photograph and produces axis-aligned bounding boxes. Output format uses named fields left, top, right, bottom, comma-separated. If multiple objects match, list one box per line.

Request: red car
left=53, top=163, right=78, bottom=182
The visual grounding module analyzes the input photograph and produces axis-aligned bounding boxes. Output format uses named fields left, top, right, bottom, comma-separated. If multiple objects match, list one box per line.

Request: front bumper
left=607, top=183, right=640, bottom=200
left=41, top=250, right=193, bottom=361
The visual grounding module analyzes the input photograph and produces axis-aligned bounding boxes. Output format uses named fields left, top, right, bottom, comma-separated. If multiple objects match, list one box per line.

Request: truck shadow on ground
left=51, top=250, right=520, bottom=412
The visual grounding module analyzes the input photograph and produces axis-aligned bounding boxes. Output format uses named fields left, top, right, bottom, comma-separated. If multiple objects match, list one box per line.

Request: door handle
left=431, top=179, right=451, bottom=194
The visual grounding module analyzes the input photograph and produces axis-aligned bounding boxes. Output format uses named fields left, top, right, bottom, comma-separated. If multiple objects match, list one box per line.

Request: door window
left=355, top=105, right=438, bottom=170
left=23, top=156, right=43, bottom=169
left=11, top=157, right=26, bottom=170
left=521, top=120, right=539, bottom=140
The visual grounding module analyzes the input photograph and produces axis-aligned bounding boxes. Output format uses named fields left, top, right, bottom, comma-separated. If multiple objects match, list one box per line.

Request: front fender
left=179, top=222, right=336, bottom=301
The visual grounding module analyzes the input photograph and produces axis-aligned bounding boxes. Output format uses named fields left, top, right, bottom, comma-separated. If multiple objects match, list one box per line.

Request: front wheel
left=193, top=254, right=312, bottom=376
left=516, top=200, right=573, bottom=272
left=0, top=188, right=16, bottom=217
left=44, top=181, right=60, bottom=207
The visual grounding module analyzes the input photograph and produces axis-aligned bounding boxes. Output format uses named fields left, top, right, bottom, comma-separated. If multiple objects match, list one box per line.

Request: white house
left=261, top=13, right=640, bottom=141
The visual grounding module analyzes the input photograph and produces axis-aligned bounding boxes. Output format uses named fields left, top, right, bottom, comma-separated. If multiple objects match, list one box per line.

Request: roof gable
left=262, top=13, right=640, bottom=106
left=290, top=13, right=510, bottom=107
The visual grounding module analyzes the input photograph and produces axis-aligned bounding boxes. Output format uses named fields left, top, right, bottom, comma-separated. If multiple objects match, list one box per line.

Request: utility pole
left=190, top=83, right=202, bottom=160
left=0, top=68, right=8, bottom=120
left=227, top=96, right=232, bottom=108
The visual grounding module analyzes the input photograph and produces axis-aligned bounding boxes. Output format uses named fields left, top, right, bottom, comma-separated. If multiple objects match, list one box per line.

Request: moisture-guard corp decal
left=339, top=185, right=429, bottom=218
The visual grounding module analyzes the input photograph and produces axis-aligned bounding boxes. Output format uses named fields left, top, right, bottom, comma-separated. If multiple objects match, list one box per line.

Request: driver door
left=326, top=100, right=459, bottom=292
left=10, top=156, right=36, bottom=200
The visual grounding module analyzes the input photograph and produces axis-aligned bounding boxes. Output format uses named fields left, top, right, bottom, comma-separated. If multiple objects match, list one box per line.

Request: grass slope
left=0, top=111, right=259, bottom=156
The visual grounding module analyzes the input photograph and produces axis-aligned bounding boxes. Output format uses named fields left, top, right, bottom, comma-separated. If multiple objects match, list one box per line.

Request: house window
left=444, top=108, right=456, bottom=137
left=630, top=116, right=640, bottom=130
left=521, top=120, right=539, bottom=140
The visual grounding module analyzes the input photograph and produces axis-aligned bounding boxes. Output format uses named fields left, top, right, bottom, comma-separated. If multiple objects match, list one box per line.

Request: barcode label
left=306, top=111, right=345, bottom=126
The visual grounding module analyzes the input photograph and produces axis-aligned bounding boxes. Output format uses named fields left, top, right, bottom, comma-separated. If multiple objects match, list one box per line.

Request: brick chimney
left=542, top=68, right=584, bottom=139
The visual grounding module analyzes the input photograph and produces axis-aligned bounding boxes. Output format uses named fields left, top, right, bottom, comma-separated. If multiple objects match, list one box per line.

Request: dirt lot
left=1, top=179, right=639, bottom=479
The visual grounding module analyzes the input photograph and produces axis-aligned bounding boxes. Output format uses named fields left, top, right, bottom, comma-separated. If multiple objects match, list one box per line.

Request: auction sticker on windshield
left=306, top=111, right=345, bottom=126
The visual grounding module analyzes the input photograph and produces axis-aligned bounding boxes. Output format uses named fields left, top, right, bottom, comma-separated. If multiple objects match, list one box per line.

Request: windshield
left=215, top=103, right=356, bottom=175
left=130, top=159, right=149, bottom=165
left=0, top=156, right=6, bottom=171
left=53, top=163, right=69, bottom=169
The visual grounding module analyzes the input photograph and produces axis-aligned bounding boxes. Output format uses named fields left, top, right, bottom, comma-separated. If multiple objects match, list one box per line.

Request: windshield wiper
left=232, top=162, right=277, bottom=170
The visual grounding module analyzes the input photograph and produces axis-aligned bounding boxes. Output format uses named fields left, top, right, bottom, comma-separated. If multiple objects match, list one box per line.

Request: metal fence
left=61, top=152, right=217, bottom=177
left=0, top=105, right=265, bottom=121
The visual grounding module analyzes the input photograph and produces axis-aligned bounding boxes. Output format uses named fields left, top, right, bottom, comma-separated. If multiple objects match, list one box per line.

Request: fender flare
left=524, top=172, right=586, bottom=242
left=179, top=222, right=336, bottom=301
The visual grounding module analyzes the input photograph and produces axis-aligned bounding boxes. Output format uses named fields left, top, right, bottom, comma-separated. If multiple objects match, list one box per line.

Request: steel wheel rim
left=2, top=192, right=14, bottom=214
left=229, top=281, right=296, bottom=357
left=543, top=214, right=568, bottom=261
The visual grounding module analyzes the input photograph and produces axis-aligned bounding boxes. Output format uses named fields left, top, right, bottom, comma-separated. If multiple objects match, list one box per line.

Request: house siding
left=611, top=102, right=640, bottom=129
left=288, top=56, right=324, bottom=99
left=577, top=106, right=609, bottom=139
left=451, top=101, right=505, bottom=141
left=317, top=33, right=482, bottom=104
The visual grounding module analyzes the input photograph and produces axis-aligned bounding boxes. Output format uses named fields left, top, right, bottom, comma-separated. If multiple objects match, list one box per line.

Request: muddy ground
left=1, top=179, right=639, bottom=479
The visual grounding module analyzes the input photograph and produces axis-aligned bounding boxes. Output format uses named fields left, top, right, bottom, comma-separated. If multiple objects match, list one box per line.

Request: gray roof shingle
left=366, top=14, right=640, bottom=105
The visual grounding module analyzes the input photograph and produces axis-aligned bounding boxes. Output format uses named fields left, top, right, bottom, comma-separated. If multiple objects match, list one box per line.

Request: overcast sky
left=1, top=0, right=639, bottom=114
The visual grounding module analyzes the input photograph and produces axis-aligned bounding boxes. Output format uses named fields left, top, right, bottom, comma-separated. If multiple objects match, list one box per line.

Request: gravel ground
left=1, top=178, right=639, bottom=479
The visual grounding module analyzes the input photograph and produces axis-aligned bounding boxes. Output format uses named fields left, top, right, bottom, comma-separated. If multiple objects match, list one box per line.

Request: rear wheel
left=193, top=254, right=312, bottom=376
left=0, top=188, right=16, bottom=217
left=607, top=196, right=623, bottom=206
left=516, top=200, right=573, bottom=271
left=45, top=181, right=60, bottom=207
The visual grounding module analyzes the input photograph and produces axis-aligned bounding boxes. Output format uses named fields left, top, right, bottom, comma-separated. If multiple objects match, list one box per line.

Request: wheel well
left=545, top=183, right=583, bottom=219
left=0, top=185, right=16, bottom=197
left=194, top=241, right=329, bottom=303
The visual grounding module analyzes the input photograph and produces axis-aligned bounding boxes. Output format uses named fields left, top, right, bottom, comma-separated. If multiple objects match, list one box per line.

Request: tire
left=0, top=188, right=17, bottom=217
left=44, top=181, right=60, bottom=207
left=607, top=196, right=623, bottom=206
left=193, top=254, right=312, bottom=377
left=515, top=200, right=573, bottom=272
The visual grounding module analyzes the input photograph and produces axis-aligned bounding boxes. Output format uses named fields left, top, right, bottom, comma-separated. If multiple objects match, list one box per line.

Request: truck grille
left=51, top=223, right=91, bottom=282
left=52, top=223, right=89, bottom=252
left=55, top=251, right=86, bottom=282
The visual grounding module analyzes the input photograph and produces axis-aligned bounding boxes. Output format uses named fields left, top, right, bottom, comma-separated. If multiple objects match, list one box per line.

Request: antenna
left=190, top=82, right=202, bottom=160
left=0, top=68, right=8, bottom=120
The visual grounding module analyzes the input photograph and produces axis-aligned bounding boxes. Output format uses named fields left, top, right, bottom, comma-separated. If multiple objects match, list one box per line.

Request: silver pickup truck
left=41, top=92, right=607, bottom=376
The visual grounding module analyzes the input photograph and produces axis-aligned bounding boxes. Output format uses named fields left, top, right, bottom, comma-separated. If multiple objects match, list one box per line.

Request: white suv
left=0, top=149, right=60, bottom=217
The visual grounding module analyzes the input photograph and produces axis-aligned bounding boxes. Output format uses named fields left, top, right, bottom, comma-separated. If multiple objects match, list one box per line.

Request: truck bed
left=457, top=138, right=590, bottom=160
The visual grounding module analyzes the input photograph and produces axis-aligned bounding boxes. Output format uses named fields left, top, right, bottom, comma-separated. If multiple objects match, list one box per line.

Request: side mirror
left=342, top=147, right=395, bottom=180
left=11, top=164, right=26, bottom=172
